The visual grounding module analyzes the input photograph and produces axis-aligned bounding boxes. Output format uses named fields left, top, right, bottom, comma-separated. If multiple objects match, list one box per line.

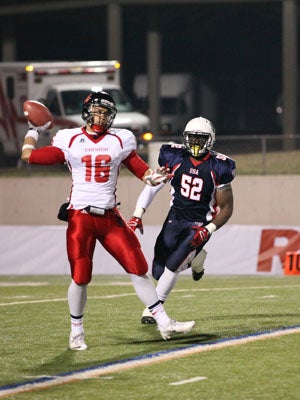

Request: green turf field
left=1, top=274, right=299, bottom=399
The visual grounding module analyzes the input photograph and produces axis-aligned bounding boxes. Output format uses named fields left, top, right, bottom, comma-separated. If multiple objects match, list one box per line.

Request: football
left=23, top=100, right=54, bottom=129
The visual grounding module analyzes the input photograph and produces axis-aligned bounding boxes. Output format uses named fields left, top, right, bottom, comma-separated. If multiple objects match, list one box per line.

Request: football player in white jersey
left=21, top=91, right=195, bottom=350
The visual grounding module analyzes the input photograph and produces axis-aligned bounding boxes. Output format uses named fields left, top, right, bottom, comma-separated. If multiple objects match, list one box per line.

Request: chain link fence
left=144, top=134, right=300, bottom=175
left=1, top=134, right=300, bottom=176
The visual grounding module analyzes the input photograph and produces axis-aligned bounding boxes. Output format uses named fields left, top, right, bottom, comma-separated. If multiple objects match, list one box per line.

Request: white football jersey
left=52, top=127, right=137, bottom=209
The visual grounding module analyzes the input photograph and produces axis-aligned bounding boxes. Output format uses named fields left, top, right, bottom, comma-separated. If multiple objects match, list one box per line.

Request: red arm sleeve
left=29, top=146, right=66, bottom=165
left=122, top=150, right=149, bottom=179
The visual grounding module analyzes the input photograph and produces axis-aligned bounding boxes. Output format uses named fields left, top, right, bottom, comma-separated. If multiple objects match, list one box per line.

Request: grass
left=1, top=274, right=300, bottom=399
left=232, top=150, right=300, bottom=175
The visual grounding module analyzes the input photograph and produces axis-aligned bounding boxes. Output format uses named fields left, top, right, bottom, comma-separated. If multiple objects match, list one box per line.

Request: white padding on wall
left=1, top=225, right=300, bottom=276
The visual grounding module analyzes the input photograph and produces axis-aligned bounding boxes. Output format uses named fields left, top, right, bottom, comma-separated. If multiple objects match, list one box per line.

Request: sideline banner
left=0, top=225, right=300, bottom=275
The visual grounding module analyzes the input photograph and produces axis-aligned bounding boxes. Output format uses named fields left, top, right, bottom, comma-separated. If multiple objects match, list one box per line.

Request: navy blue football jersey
left=158, top=144, right=236, bottom=222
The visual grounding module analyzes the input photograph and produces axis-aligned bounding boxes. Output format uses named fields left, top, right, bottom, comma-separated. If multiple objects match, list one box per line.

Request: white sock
left=148, top=301, right=170, bottom=327
left=129, top=273, right=171, bottom=327
left=68, top=279, right=87, bottom=317
left=191, top=249, right=207, bottom=272
left=156, top=268, right=179, bottom=303
left=70, top=316, right=84, bottom=335
left=129, top=273, right=159, bottom=306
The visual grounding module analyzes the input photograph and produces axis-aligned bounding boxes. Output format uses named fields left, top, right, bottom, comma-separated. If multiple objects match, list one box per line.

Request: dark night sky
left=0, top=2, right=289, bottom=133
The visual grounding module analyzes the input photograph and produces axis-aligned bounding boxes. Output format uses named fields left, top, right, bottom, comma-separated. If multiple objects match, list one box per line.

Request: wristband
left=25, top=129, right=39, bottom=141
left=22, top=144, right=36, bottom=151
left=205, top=222, right=217, bottom=235
left=133, top=207, right=145, bottom=219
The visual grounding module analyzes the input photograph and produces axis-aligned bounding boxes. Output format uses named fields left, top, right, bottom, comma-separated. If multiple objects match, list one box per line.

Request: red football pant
left=67, top=209, right=148, bottom=284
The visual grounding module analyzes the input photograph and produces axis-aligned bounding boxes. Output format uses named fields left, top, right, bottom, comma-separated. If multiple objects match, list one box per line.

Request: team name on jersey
left=189, top=168, right=199, bottom=175
left=84, top=147, right=109, bottom=152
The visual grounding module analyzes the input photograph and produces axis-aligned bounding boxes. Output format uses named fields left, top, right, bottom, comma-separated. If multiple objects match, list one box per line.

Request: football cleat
left=69, top=332, right=88, bottom=351
left=158, top=319, right=195, bottom=340
left=141, top=307, right=156, bottom=324
left=192, top=269, right=205, bottom=281
left=191, top=249, right=207, bottom=281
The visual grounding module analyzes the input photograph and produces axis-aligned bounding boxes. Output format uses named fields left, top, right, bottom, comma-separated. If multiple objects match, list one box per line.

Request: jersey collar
left=83, top=126, right=109, bottom=142
left=189, top=151, right=211, bottom=166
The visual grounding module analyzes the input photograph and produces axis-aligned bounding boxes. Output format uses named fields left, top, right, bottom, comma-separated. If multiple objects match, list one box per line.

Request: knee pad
left=70, top=257, right=92, bottom=285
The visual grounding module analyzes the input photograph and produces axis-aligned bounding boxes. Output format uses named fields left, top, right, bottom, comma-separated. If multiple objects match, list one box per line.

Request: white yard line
left=1, top=284, right=300, bottom=307
left=0, top=293, right=136, bottom=307
left=169, top=376, right=207, bottom=385
left=0, top=325, right=299, bottom=398
left=0, top=282, right=49, bottom=287
left=175, top=285, right=300, bottom=292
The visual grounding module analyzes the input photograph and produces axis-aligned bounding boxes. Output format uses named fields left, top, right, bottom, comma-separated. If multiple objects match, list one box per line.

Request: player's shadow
left=213, top=312, right=300, bottom=320
left=126, top=332, right=220, bottom=345
left=22, top=332, right=219, bottom=378
left=23, top=350, right=78, bottom=376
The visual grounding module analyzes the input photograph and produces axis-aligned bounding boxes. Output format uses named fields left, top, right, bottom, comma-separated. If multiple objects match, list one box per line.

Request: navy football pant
left=152, top=209, right=205, bottom=280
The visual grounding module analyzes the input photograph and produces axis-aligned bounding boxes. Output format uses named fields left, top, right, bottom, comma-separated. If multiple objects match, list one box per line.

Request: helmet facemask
left=182, top=117, right=216, bottom=158
left=82, top=92, right=117, bottom=134
left=86, top=106, right=115, bottom=134
left=183, top=132, right=213, bottom=157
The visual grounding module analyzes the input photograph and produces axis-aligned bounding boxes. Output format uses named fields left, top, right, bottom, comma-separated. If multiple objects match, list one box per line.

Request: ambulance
left=0, top=60, right=151, bottom=159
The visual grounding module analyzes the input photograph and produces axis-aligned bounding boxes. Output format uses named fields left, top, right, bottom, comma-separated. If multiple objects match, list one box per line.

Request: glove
left=144, top=168, right=173, bottom=186
left=128, top=216, right=144, bottom=234
left=191, top=223, right=217, bottom=248
left=191, top=226, right=211, bottom=247
left=28, top=120, right=52, bottom=133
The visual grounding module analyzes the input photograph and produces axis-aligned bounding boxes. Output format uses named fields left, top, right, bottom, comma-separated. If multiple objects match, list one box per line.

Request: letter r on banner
left=257, top=229, right=300, bottom=272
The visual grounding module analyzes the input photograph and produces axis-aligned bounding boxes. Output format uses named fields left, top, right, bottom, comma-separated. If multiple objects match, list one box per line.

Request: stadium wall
left=0, top=175, right=299, bottom=225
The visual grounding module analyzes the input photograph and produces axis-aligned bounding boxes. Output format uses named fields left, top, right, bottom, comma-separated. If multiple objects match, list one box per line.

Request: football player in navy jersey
left=128, top=116, right=236, bottom=324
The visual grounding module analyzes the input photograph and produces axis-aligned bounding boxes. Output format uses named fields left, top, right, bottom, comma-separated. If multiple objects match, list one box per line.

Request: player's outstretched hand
left=27, top=120, right=52, bottom=133
left=144, top=167, right=173, bottom=186
left=128, top=216, right=144, bottom=234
